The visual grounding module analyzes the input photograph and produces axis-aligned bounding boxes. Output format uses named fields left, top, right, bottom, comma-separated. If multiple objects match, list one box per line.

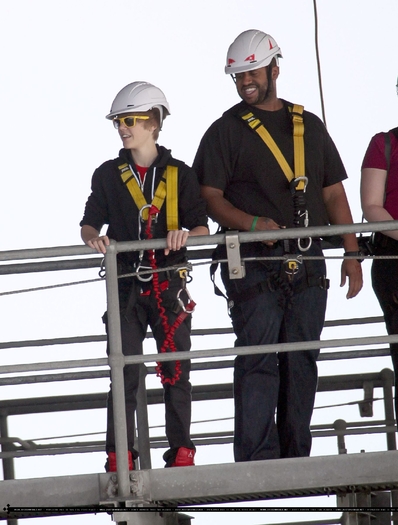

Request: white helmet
left=106, top=81, right=170, bottom=125
left=225, top=29, right=282, bottom=75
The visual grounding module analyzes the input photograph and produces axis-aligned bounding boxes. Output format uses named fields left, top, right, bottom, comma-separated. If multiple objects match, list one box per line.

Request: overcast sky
left=1, top=0, right=398, bottom=523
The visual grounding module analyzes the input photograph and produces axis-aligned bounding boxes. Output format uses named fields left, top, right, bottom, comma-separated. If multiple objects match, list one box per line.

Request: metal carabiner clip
left=98, top=258, right=106, bottom=279
left=136, top=265, right=153, bottom=282
left=176, top=287, right=195, bottom=313
left=139, top=204, right=158, bottom=223
left=292, top=176, right=308, bottom=193
left=297, top=207, right=312, bottom=251
left=136, top=250, right=153, bottom=282
left=298, top=237, right=312, bottom=252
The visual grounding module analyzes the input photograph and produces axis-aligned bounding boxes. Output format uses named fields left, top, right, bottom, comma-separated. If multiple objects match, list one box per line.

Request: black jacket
left=81, top=145, right=208, bottom=268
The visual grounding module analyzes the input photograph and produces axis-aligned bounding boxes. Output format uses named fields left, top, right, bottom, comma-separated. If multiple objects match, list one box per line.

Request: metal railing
left=1, top=220, right=398, bottom=517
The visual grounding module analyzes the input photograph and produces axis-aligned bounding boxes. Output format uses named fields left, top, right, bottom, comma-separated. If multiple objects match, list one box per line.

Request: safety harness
left=118, top=163, right=195, bottom=385
left=240, top=104, right=312, bottom=279
left=118, top=163, right=179, bottom=230
left=209, top=104, right=330, bottom=309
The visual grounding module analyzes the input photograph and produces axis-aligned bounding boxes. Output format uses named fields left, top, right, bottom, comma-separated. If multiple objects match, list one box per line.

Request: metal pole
left=380, top=368, right=397, bottom=451
left=380, top=368, right=398, bottom=515
left=136, top=364, right=152, bottom=469
left=0, top=415, right=15, bottom=480
left=105, top=241, right=131, bottom=498
left=0, top=415, right=18, bottom=525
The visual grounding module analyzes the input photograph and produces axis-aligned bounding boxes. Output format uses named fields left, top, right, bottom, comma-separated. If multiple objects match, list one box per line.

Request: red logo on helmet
left=268, top=39, right=274, bottom=50
left=228, top=58, right=235, bottom=65
left=245, top=54, right=255, bottom=62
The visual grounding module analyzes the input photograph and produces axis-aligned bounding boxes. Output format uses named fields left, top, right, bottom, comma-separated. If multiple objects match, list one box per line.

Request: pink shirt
left=362, top=131, right=398, bottom=219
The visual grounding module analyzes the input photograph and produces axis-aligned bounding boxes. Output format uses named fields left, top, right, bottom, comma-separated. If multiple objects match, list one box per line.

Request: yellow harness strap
left=118, top=164, right=179, bottom=231
left=290, top=104, right=305, bottom=188
left=241, top=104, right=305, bottom=190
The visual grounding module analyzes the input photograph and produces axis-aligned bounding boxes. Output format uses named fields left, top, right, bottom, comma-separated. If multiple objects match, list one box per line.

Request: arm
left=81, top=224, right=110, bottom=254
left=322, top=182, right=363, bottom=298
left=201, top=185, right=283, bottom=246
left=360, top=167, right=398, bottom=240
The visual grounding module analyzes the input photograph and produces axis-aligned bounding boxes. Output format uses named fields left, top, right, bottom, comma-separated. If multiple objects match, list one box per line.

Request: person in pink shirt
left=361, top=79, right=398, bottom=421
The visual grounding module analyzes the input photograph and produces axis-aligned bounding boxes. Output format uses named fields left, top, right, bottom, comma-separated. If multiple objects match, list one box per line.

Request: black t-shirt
left=193, top=100, right=347, bottom=229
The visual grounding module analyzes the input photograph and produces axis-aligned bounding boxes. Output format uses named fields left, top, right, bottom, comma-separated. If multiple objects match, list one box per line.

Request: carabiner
left=98, top=258, right=106, bottom=279
left=176, top=287, right=195, bottom=313
left=136, top=265, right=153, bottom=282
left=298, top=236, right=312, bottom=252
left=139, top=204, right=158, bottom=223
left=291, top=176, right=308, bottom=193
left=136, top=250, right=153, bottom=282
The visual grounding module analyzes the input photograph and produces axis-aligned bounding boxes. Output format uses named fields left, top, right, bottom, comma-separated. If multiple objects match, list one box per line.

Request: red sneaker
left=106, top=451, right=133, bottom=472
left=171, top=447, right=195, bottom=467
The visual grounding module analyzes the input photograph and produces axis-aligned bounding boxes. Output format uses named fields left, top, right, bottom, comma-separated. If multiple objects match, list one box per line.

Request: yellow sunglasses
left=113, top=115, right=149, bottom=129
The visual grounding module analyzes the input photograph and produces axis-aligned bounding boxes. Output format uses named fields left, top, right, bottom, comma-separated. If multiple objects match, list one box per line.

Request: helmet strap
left=261, top=64, right=273, bottom=103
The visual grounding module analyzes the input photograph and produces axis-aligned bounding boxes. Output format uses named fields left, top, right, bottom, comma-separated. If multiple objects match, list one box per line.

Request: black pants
left=371, top=234, right=398, bottom=421
left=104, top=274, right=194, bottom=464
left=221, top=241, right=327, bottom=461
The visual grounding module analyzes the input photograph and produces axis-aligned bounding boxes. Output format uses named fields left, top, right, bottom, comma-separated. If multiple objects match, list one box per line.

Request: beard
left=238, top=66, right=274, bottom=106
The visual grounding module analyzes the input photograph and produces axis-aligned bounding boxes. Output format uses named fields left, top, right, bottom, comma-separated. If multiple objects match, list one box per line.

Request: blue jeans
left=221, top=241, right=327, bottom=461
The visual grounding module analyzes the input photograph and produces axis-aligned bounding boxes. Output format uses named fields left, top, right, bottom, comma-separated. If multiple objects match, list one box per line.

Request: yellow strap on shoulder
left=118, top=163, right=179, bottom=229
left=290, top=104, right=305, bottom=190
left=165, top=165, right=179, bottom=231
left=242, top=112, right=294, bottom=181
left=241, top=106, right=306, bottom=190
left=119, top=163, right=148, bottom=217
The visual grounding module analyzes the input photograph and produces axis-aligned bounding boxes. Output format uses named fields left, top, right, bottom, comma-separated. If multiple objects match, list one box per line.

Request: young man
left=80, top=81, right=208, bottom=470
left=193, top=30, right=363, bottom=462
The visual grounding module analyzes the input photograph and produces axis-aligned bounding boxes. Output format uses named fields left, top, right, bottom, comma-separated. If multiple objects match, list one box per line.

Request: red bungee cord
left=144, top=205, right=196, bottom=386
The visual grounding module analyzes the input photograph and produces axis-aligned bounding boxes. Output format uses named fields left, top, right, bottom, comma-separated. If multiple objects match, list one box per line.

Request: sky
left=1, top=0, right=398, bottom=523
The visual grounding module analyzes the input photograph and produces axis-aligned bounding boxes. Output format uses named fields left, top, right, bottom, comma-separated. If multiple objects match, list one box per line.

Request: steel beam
left=1, top=451, right=398, bottom=516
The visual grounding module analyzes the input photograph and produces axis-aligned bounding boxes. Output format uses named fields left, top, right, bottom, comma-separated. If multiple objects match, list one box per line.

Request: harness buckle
left=283, top=255, right=302, bottom=281
left=176, top=264, right=193, bottom=284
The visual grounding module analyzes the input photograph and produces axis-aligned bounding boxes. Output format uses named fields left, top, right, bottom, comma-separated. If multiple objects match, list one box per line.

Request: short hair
left=143, top=108, right=161, bottom=141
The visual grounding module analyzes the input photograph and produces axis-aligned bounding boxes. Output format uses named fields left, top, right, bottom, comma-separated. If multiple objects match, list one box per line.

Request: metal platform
left=1, top=451, right=398, bottom=518
left=2, top=225, right=398, bottom=524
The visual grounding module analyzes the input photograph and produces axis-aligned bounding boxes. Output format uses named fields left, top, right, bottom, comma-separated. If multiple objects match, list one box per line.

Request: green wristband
left=250, top=216, right=259, bottom=232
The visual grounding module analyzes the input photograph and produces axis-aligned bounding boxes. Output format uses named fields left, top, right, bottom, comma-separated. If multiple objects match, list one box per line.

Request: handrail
left=1, top=220, right=397, bottom=515
left=0, top=334, right=398, bottom=375
left=0, top=219, right=397, bottom=262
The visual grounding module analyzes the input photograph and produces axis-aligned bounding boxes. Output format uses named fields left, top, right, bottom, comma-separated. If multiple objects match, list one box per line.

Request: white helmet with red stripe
left=225, top=29, right=282, bottom=75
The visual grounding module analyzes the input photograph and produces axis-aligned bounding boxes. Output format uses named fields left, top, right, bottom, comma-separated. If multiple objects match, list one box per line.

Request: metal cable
left=313, top=0, right=328, bottom=127
left=1, top=252, right=397, bottom=298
